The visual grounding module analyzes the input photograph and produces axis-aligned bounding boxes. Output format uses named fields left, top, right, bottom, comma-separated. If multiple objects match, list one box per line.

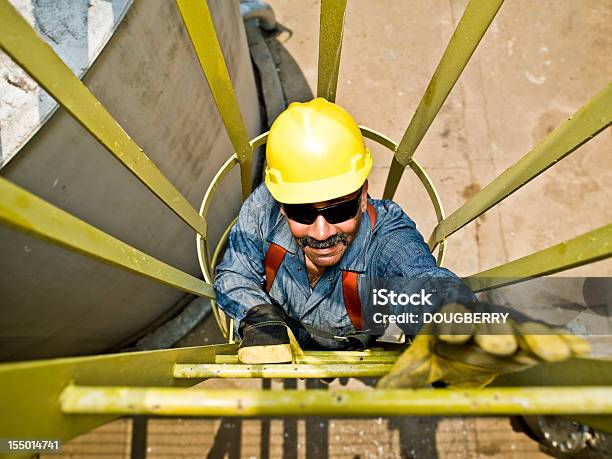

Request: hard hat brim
left=265, top=154, right=372, bottom=204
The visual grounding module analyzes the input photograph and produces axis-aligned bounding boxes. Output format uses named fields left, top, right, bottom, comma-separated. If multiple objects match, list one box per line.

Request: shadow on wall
left=264, top=25, right=315, bottom=105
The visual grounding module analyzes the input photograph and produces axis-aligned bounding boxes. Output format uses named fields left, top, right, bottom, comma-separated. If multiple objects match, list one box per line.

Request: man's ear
left=361, top=180, right=369, bottom=212
left=279, top=203, right=286, bottom=216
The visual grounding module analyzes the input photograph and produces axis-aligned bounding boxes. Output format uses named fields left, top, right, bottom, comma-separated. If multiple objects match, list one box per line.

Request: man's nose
left=309, top=214, right=335, bottom=241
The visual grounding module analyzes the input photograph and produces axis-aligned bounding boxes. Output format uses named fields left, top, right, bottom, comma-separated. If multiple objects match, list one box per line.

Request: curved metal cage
left=198, top=128, right=449, bottom=341
left=0, top=0, right=611, bottom=445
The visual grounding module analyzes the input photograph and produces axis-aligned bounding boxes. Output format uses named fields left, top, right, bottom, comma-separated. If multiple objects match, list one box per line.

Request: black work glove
left=238, top=303, right=309, bottom=364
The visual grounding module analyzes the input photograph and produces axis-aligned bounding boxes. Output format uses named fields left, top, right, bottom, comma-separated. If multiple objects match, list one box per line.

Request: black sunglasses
left=283, top=188, right=362, bottom=225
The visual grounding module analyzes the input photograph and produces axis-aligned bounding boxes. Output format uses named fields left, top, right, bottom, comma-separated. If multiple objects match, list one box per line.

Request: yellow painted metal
left=0, top=0, right=609, bottom=448
left=317, top=0, right=348, bottom=102
left=0, top=177, right=215, bottom=298
left=301, top=349, right=401, bottom=356
left=176, top=0, right=253, bottom=199
left=228, top=318, right=235, bottom=344
left=173, top=363, right=393, bottom=379
left=0, top=0, right=207, bottom=237
left=493, top=358, right=612, bottom=433
left=194, top=98, right=272, bottom=342
left=214, top=353, right=399, bottom=364
left=196, top=154, right=240, bottom=284
left=0, top=343, right=236, bottom=443
left=203, top=127, right=449, bottom=341
left=429, top=83, right=612, bottom=249
left=383, top=0, right=505, bottom=199
left=59, top=385, right=612, bottom=417
left=464, top=223, right=612, bottom=292
left=209, top=217, right=238, bottom=340
left=250, top=131, right=269, bottom=149
left=360, top=126, right=447, bottom=266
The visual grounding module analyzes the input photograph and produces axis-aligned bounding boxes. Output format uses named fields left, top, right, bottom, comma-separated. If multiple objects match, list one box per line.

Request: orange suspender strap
left=342, top=203, right=376, bottom=330
left=341, top=271, right=362, bottom=330
left=264, top=243, right=287, bottom=292
left=263, top=203, right=377, bottom=330
left=366, top=202, right=376, bottom=232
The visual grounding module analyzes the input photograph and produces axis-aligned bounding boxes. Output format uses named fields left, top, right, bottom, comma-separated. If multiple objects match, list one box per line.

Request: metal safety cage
left=0, top=0, right=611, bottom=449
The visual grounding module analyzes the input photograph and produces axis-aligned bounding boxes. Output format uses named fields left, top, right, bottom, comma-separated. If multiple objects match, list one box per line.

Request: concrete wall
left=0, top=0, right=262, bottom=360
left=1, top=0, right=133, bottom=166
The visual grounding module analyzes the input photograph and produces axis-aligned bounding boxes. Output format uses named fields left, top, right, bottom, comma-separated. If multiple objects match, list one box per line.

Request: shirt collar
left=265, top=204, right=300, bottom=254
left=265, top=199, right=373, bottom=273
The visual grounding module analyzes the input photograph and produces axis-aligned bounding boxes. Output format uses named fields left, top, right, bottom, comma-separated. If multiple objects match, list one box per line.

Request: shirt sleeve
left=213, top=194, right=273, bottom=327
left=373, top=225, right=477, bottom=331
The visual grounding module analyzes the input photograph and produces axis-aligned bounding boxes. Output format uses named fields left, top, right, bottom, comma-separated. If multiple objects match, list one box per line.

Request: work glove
left=377, top=302, right=590, bottom=389
left=238, top=303, right=305, bottom=364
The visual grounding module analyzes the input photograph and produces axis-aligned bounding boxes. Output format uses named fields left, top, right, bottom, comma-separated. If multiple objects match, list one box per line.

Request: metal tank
left=0, top=0, right=262, bottom=361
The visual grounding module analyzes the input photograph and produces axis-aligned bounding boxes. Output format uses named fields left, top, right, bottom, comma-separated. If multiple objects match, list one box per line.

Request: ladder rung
left=220, top=349, right=402, bottom=357
left=173, top=363, right=393, bottom=379
left=59, top=385, right=612, bottom=417
left=214, top=354, right=399, bottom=364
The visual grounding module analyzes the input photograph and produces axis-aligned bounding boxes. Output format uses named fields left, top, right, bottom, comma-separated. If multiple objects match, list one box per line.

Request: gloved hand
left=238, top=303, right=305, bottom=364
left=377, top=302, right=590, bottom=389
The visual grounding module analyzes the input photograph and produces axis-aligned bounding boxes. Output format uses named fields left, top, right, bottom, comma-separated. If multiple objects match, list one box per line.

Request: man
left=214, top=98, right=588, bottom=387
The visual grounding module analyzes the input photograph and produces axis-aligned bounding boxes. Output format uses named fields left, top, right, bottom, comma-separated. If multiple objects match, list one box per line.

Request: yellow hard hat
left=265, top=98, right=372, bottom=204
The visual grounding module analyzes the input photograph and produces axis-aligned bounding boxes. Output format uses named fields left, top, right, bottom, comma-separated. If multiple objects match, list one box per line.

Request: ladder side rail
left=176, top=0, right=254, bottom=200
left=429, top=84, right=612, bottom=249
left=317, top=0, right=348, bottom=102
left=463, top=223, right=612, bottom=292
left=383, top=0, right=505, bottom=199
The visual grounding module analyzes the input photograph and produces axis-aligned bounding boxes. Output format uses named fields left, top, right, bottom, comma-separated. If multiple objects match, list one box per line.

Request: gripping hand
left=377, top=302, right=590, bottom=389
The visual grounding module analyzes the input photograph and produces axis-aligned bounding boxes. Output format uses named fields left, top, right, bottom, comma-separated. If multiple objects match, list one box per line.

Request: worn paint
left=0, top=0, right=208, bottom=237
left=317, top=0, right=347, bottom=102
left=173, top=363, right=394, bottom=379
left=59, top=385, right=612, bottom=417
left=0, top=0, right=132, bottom=167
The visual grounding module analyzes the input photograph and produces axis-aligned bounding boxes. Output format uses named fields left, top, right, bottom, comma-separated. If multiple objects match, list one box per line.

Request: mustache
left=297, top=233, right=349, bottom=249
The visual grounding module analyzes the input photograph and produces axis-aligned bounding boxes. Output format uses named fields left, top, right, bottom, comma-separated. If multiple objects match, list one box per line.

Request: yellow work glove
left=377, top=302, right=590, bottom=389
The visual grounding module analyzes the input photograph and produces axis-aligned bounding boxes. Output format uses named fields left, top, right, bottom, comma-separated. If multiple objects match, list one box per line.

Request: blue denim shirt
left=214, top=183, right=473, bottom=339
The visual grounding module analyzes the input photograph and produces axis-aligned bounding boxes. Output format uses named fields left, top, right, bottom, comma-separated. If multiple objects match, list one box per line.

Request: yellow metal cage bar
left=197, top=155, right=240, bottom=285
left=359, top=127, right=447, bottom=266
left=383, top=0, right=505, bottom=199
left=0, top=0, right=208, bottom=238
left=0, top=343, right=236, bottom=444
left=464, top=223, right=612, bottom=292
left=176, top=0, right=254, bottom=200
left=173, top=363, right=393, bottom=379
left=1, top=0, right=611, bottom=448
left=430, top=83, right=612, bottom=249
left=59, top=385, right=612, bottom=417
left=199, top=127, right=449, bottom=341
left=0, top=177, right=215, bottom=298
left=317, top=0, right=348, bottom=102
left=213, top=350, right=401, bottom=365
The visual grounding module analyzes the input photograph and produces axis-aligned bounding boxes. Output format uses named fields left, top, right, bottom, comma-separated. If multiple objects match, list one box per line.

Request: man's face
left=282, top=181, right=369, bottom=268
